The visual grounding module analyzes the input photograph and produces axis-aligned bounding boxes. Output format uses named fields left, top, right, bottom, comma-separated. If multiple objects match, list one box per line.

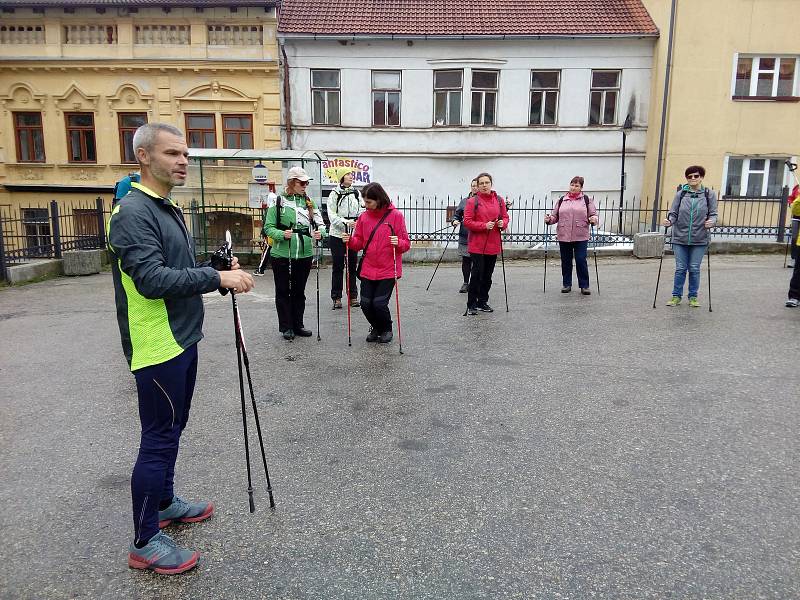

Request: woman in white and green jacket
left=264, top=166, right=325, bottom=340
left=327, top=168, right=364, bottom=309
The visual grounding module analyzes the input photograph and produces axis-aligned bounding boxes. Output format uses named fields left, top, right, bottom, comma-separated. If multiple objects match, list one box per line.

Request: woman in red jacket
left=544, top=176, right=599, bottom=295
left=463, top=172, right=509, bottom=315
left=342, top=182, right=410, bottom=343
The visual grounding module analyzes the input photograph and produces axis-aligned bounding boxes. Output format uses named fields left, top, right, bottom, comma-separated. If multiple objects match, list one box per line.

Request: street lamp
left=618, top=114, right=634, bottom=233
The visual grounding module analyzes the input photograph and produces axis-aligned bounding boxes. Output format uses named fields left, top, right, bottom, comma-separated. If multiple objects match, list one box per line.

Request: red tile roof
left=278, top=0, right=658, bottom=37
left=0, top=0, right=277, bottom=6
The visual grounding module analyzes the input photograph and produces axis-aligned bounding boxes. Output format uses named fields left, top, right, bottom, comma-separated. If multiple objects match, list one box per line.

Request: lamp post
left=618, top=114, right=633, bottom=234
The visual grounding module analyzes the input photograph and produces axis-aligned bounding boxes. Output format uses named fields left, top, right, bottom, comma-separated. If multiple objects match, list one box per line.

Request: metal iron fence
left=0, top=187, right=791, bottom=282
left=184, top=187, right=791, bottom=255
left=0, top=197, right=110, bottom=281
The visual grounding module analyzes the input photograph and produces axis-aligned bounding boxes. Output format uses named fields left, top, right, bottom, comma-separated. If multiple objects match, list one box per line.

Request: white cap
left=286, top=166, right=311, bottom=182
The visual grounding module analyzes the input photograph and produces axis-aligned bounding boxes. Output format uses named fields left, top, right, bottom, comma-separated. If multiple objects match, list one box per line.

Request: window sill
left=731, top=95, right=800, bottom=102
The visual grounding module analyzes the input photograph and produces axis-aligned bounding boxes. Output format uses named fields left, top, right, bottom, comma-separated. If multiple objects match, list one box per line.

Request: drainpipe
left=279, top=38, right=293, bottom=150
left=651, top=0, right=678, bottom=230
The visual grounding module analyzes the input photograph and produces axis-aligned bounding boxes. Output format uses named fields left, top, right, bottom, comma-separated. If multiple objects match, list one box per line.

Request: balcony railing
left=134, top=25, right=190, bottom=45
left=207, top=24, right=263, bottom=46
left=63, top=25, right=117, bottom=45
left=0, top=25, right=45, bottom=45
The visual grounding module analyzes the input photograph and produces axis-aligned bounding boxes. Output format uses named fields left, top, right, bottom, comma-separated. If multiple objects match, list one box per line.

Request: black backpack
left=676, top=185, right=711, bottom=206
left=335, top=188, right=360, bottom=212
left=554, top=194, right=591, bottom=223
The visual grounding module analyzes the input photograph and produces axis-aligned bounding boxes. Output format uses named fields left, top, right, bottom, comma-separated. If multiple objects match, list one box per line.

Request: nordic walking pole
left=543, top=221, right=550, bottom=293
left=497, top=200, right=509, bottom=312
left=305, top=198, right=321, bottom=341
left=591, top=224, right=600, bottom=295
left=653, top=225, right=669, bottom=309
left=232, top=290, right=276, bottom=509
left=499, top=225, right=509, bottom=312
left=387, top=224, right=404, bottom=354
left=706, top=243, right=713, bottom=313
left=230, top=290, right=256, bottom=512
left=315, top=236, right=321, bottom=341
left=425, top=223, right=455, bottom=291
left=345, top=223, right=352, bottom=347
left=215, top=230, right=275, bottom=511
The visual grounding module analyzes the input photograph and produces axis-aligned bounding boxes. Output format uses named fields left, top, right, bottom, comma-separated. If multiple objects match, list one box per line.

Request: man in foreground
left=108, top=123, right=254, bottom=574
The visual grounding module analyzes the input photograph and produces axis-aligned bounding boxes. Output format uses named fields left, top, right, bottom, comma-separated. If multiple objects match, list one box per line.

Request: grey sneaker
left=158, top=496, right=214, bottom=528
left=786, top=298, right=800, bottom=307
left=128, top=531, right=199, bottom=575
left=458, top=283, right=469, bottom=293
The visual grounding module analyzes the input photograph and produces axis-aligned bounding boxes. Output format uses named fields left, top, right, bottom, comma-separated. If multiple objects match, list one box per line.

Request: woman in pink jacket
left=544, top=176, right=599, bottom=295
left=463, top=172, right=510, bottom=315
left=342, top=182, right=410, bottom=344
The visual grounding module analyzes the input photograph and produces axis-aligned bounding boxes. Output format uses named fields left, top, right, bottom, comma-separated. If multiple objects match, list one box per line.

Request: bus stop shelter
left=173, top=149, right=327, bottom=256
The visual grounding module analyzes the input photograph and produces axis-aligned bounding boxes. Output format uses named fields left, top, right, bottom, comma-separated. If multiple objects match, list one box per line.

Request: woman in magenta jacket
left=342, top=182, right=410, bottom=343
left=463, top=172, right=510, bottom=315
left=544, top=176, right=599, bottom=295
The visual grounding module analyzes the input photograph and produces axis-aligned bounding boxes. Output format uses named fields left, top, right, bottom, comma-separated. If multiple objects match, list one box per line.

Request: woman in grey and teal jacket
left=264, top=166, right=326, bottom=340
left=327, top=168, right=364, bottom=309
left=451, top=178, right=478, bottom=293
left=662, top=165, right=718, bottom=307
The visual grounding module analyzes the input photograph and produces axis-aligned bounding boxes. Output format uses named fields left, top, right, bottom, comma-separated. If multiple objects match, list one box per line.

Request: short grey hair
left=131, top=123, right=185, bottom=157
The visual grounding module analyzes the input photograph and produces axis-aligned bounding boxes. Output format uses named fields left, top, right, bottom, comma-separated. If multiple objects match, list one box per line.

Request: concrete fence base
left=633, top=232, right=665, bottom=258
left=63, top=249, right=103, bottom=276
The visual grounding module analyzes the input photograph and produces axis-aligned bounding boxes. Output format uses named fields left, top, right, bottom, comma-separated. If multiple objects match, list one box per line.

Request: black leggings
left=467, top=253, right=497, bottom=308
left=271, top=256, right=312, bottom=332
left=461, top=256, right=472, bottom=284
left=329, top=236, right=358, bottom=300
left=360, top=278, right=395, bottom=333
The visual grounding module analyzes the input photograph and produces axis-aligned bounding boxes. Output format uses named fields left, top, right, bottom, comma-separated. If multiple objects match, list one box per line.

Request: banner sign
left=322, top=157, right=373, bottom=187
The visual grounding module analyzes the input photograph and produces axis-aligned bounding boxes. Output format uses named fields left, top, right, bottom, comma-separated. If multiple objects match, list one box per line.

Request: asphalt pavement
left=0, top=254, right=798, bottom=599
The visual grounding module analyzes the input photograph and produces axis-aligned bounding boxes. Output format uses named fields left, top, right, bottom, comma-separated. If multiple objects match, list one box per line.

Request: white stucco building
left=278, top=0, right=659, bottom=206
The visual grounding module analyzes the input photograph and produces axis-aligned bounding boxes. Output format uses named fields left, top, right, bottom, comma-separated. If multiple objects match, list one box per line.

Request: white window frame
left=731, top=55, right=799, bottom=99
left=529, top=70, right=560, bottom=126
left=722, top=156, right=791, bottom=197
left=433, top=69, right=463, bottom=127
left=310, top=69, right=341, bottom=126
left=588, top=70, right=620, bottom=126
left=371, top=70, right=401, bottom=127
left=470, top=70, right=499, bottom=127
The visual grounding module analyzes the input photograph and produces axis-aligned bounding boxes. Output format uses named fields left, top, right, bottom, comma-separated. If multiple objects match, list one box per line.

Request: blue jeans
left=559, top=241, right=589, bottom=289
left=131, top=345, right=198, bottom=545
left=672, top=243, right=707, bottom=298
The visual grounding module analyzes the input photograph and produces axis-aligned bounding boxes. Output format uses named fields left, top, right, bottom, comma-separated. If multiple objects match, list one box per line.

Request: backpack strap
left=273, top=194, right=288, bottom=231
left=554, top=196, right=565, bottom=216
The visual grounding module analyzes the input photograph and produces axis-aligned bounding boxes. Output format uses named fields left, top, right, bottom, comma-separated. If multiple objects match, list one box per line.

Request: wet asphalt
left=0, top=254, right=798, bottom=599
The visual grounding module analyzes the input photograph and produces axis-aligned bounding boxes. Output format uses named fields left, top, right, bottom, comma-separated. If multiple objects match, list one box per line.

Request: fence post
left=0, top=210, right=7, bottom=282
left=777, top=186, right=789, bottom=243
left=95, top=196, right=106, bottom=249
left=50, top=200, right=62, bottom=259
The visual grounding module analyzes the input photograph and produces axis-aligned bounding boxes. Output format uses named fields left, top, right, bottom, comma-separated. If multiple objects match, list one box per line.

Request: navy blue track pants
left=131, top=344, right=198, bottom=544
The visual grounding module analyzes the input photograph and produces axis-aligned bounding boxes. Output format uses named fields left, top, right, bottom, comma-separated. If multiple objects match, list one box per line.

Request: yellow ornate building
left=0, top=0, right=281, bottom=213
left=641, top=0, right=800, bottom=227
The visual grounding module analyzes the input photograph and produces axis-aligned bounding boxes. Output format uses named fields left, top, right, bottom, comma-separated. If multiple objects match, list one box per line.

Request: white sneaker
left=787, top=261, right=795, bottom=268
left=785, top=298, right=799, bottom=307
